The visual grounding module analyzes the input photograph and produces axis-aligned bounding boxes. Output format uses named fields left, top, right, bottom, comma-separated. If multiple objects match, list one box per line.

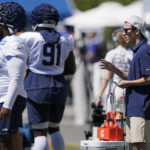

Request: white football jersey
left=0, top=35, right=27, bottom=108
left=20, top=31, right=74, bottom=75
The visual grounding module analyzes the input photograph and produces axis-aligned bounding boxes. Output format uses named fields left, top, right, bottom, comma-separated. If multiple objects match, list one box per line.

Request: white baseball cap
left=125, top=16, right=147, bottom=39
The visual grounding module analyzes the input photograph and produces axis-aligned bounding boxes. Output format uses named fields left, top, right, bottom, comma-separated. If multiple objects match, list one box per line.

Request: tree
left=74, top=0, right=137, bottom=11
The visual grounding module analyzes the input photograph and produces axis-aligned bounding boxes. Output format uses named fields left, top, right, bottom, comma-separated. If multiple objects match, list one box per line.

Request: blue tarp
left=0, top=0, right=73, bottom=20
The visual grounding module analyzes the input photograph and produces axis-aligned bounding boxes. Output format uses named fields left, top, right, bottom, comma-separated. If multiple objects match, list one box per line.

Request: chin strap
left=32, top=23, right=56, bottom=31
left=8, top=27, right=14, bottom=35
left=0, top=22, right=17, bottom=35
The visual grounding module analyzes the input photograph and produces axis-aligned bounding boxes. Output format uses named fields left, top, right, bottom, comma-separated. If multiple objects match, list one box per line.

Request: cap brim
left=141, top=31, right=148, bottom=39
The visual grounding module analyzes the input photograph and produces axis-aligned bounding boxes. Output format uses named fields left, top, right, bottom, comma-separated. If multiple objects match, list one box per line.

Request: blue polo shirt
left=126, top=39, right=150, bottom=119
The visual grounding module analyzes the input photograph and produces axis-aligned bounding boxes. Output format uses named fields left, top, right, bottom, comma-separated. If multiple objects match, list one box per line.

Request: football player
left=0, top=2, right=27, bottom=150
left=20, top=3, right=76, bottom=150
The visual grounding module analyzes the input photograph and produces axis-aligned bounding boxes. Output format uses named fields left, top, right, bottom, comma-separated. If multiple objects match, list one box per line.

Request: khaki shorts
left=126, top=117, right=150, bottom=143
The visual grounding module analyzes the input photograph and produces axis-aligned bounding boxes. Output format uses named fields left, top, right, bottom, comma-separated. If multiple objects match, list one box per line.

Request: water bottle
left=116, top=111, right=124, bottom=129
left=109, top=92, right=115, bottom=111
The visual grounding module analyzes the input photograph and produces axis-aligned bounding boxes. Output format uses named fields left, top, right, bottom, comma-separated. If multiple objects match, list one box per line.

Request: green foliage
left=103, top=27, right=114, bottom=43
left=103, top=26, right=119, bottom=50
left=74, top=0, right=138, bottom=11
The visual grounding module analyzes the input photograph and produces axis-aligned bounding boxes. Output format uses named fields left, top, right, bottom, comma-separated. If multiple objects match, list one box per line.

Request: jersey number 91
left=42, top=43, right=61, bottom=66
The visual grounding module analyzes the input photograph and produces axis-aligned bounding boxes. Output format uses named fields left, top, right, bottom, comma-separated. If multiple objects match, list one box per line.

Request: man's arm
left=99, top=59, right=128, bottom=79
left=64, top=51, right=76, bottom=75
left=117, top=76, right=150, bottom=88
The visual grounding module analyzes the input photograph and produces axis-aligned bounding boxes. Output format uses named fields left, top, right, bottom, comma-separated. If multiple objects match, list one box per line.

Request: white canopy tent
left=64, top=1, right=144, bottom=30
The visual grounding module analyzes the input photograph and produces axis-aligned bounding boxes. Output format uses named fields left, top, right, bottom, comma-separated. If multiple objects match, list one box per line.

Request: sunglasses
left=122, top=27, right=137, bottom=33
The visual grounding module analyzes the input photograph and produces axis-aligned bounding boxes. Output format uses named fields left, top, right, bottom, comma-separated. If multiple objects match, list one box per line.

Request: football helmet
left=0, top=2, right=26, bottom=32
left=31, top=3, right=59, bottom=31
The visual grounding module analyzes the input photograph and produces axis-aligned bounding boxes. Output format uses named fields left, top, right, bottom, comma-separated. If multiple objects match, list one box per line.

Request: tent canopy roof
left=64, top=1, right=144, bottom=29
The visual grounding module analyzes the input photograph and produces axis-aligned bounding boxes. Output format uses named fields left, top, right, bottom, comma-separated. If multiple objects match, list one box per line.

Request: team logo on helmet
left=0, top=2, right=26, bottom=32
left=31, top=3, right=59, bottom=31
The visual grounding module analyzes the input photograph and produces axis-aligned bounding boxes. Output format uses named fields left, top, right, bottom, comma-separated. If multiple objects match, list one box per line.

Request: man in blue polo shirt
left=99, top=16, right=150, bottom=150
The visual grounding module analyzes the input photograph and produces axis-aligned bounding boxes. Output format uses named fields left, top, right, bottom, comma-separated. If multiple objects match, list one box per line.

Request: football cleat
left=31, top=3, right=59, bottom=31
left=0, top=2, right=26, bottom=32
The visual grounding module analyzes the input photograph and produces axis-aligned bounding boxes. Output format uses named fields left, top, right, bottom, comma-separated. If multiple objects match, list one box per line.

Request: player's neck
left=15, top=31, right=24, bottom=36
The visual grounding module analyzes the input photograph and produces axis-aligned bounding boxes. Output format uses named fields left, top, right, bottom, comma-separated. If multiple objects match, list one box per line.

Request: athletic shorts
left=27, top=98, right=65, bottom=129
left=0, top=95, right=26, bottom=135
left=126, top=117, right=150, bottom=143
left=25, top=71, right=67, bottom=104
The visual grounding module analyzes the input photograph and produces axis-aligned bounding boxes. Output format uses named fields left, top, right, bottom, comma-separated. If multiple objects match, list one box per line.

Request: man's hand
left=99, top=59, right=115, bottom=72
left=0, top=107, right=11, bottom=120
left=116, top=80, right=129, bottom=89
left=99, top=59, right=128, bottom=80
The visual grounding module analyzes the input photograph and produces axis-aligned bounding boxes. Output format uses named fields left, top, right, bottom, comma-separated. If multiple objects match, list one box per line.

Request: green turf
left=49, top=145, right=80, bottom=150
left=65, top=145, right=80, bottom=150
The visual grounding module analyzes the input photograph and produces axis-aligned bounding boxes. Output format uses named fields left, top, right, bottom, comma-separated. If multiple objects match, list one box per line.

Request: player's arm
left=0, top=56, right=26, bottom=120
left=64, top=50, right=76, bottom=75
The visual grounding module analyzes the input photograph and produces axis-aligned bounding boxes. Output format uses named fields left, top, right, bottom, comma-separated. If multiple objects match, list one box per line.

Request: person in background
left=20, top=3, right=76, bottom=150
left=99, top=16, right=150, bottom=150
left=95, top=28, right=133, bottom=113
left=84, top=32, right=106, bottom=117
left=0, top=2, right=27, bottom=150
left=86, top=32, right=101, bottom=63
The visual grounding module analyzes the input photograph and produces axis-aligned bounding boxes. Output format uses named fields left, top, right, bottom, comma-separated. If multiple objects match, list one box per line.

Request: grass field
left=65, top=145, right=80, bottom=150
left=49, top=144, right=80, bottom=150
